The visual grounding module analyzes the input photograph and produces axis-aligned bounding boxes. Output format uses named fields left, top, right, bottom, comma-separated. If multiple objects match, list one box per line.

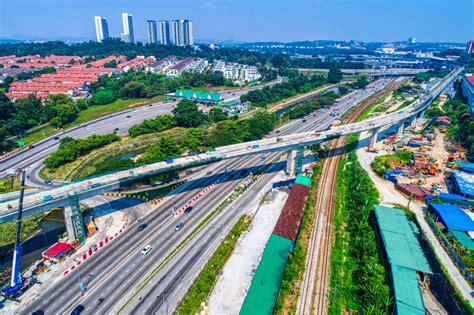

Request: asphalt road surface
left=0, top=82, right=278, bottom=181
left=21, top=79, right=393, bottom=314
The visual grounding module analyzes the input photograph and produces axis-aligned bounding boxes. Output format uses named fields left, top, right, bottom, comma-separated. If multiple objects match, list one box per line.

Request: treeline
left=45, top=133, right=120, bottom=168
left=0, top=39, right=271, bottom=67
left=413, top=68, right=450, bottom=83
left=0, top=93, right=86, bottom=151
left=122, top=110, right=275, bottom=166
left=282, top=92, right=339, bottom=120
left=444, top=83, right=474, bottom=158
left=128, top=114, right=176, bottom=137
left=240, top=74, right=327, bottom=107
left=0, top=39, right=367, bottom=71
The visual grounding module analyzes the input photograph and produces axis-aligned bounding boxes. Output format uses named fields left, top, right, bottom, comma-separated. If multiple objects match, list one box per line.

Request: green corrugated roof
left=295, top=175, right=312, bottom=187
left=174, top=89, right=222, bottom=102
left=374, top=205, right=431, bottom=315
left=240, top=234, right=292, bottom=315
left=451, top=230, right=474, bottom=250
left=391, top=265, right=426, bottom=315
left=374, top=205, right=432, bottom=274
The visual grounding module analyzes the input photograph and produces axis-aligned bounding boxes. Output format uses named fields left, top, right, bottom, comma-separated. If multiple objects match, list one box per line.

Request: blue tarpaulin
left=439, top=193, right=469, bottom=201
left=456, top=160, right=474, bottom=173
left=453, top=170, right=474, bottom=198
left=430, top=203, right=474, bottom=232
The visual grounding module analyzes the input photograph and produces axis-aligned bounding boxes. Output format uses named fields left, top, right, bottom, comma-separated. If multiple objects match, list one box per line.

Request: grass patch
left=131, top=183, right=183, bottom=199
left=274, top=163, right=322, bottom=314
left=176, top=215, right=251, bottom=314
left=0, top=214, right=43, bottom=260
left=0, top=175, right=32, bottom=193
left=371, top=150, right=413, bottom=176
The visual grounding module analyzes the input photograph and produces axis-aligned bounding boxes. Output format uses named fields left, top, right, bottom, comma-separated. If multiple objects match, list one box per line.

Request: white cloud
left=201, top=1, right=216, bottom=9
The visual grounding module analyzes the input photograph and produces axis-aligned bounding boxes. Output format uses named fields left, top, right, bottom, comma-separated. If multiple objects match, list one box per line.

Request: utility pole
left=74, top=258, right=85, bottom=294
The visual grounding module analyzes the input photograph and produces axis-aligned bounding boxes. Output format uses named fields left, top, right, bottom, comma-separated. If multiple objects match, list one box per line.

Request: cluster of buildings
left=211, top=60, right=261, bottom=82
left=3, top=50, right=261, bottom=100
left=0, top=55, right=82, bottom=69
left=5, top=58, right=117, bottom=99
left=94, top=13, right=194, bottom=46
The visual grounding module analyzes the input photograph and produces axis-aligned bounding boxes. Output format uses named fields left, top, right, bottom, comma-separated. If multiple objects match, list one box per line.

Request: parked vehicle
left=43, top=195, right=53, bottom=201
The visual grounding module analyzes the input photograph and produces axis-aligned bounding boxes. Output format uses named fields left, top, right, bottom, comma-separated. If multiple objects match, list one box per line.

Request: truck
left=252, top=144, right=260, bottom=149
left=43, top=195, right=53, bottom=202
left=166, top=158, right=174, bottom=164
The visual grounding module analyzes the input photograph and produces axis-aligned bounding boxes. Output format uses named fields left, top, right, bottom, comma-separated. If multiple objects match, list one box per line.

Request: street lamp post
left=74, top=259, right=85, bottom=294
left=161, top=292, right=169, bottom=315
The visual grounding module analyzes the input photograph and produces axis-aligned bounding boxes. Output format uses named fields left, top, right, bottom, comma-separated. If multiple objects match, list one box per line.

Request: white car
left=141, top=245, right=152, bottom=255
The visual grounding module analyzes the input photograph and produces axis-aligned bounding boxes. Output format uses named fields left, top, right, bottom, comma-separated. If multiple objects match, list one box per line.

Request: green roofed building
left=174, top=89, right=223, bottom=103
left=240, top=234, right=292, bottom=315
left=373, top=205, right=432, bottom=315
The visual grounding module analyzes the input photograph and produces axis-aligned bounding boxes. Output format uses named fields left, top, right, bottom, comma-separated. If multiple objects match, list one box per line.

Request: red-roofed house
left=461, top=74, right=474, bottom=116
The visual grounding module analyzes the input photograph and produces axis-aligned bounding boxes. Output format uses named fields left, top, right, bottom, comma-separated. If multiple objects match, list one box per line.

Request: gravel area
left=357, top=130, right=474, bottom=306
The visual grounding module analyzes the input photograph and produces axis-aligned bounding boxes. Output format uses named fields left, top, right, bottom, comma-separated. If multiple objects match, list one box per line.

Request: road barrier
left=174, top=183, right=217, bottom=216
left=63, top=215, right=129, bottom=277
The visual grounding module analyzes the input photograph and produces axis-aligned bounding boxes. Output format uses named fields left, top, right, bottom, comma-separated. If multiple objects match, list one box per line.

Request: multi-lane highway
left=0, top=82, right=277, bottom=181
left=21, top=78, right=394, bottom=314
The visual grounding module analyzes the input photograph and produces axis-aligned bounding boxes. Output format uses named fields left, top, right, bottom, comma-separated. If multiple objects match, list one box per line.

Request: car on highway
left=141, top=245, right=152, bottom=255
left=137, top=224, right=147, bottom=231
left=114, top=128, right=119, bottom=132
left=126, top=115, right=131, bottom=118
left=175, top=222, right=184, bottom=231
left=53, top=136, right=60, bottom=140
left=184, top=206, right=193, bottom=214
left=260, top=156, right=266, bottom=160
left=69, top=304, right=84, bottom=315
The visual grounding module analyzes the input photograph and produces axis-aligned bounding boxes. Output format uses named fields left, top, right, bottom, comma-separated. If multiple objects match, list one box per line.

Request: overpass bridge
left=298, top=68, right=432, bottom=76
left=0, top=67, right=462, bottom=241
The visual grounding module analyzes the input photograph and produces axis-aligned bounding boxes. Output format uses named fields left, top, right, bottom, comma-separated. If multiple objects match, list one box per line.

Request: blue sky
left=0, top=0, right=472, bottom=43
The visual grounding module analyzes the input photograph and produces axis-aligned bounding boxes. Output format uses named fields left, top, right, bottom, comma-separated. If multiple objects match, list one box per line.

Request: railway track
left=297, top=78, right=406, bottom=314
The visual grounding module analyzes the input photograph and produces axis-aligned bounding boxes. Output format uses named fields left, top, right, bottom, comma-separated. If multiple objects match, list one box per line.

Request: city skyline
left=0, top=0, right=472, bottom=43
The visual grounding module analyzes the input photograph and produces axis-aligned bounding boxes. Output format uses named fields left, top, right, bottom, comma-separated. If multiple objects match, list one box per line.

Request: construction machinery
left=1, top=170, right=35, bottom=299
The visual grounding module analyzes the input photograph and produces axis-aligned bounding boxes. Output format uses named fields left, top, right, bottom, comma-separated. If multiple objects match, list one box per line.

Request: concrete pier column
left=295, top=147, right=304, bottom=175
left=418, top=110, right=425, bottom=119
left=410, top=116, right=417, bottom=128
left=369, top=127, right=380, bottom=148
left=63, top=194, right=86, bottom=244
left=398, top=119, right=406, bottom=136
left=286, top=150, right=297, bottom=176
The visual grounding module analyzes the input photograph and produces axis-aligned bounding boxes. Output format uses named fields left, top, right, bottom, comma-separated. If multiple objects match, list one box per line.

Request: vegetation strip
left=176, top=215, right=251, bottom=314
left=329, top=134, right=391, bottom=314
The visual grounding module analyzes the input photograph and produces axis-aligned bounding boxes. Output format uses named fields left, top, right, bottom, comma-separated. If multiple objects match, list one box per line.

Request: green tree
left=172, top=100, right=207, bottom=128
left=182, top=128, right=203, bottom=151
left=91, top=89, right=117, bottom=105
left=209, top=108, right=228, bottom=123
left=327, top=67, right=343, bottom=83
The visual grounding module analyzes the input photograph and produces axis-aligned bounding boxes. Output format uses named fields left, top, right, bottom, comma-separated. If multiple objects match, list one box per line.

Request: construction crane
left=1, top=169, right=32, bottom=299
